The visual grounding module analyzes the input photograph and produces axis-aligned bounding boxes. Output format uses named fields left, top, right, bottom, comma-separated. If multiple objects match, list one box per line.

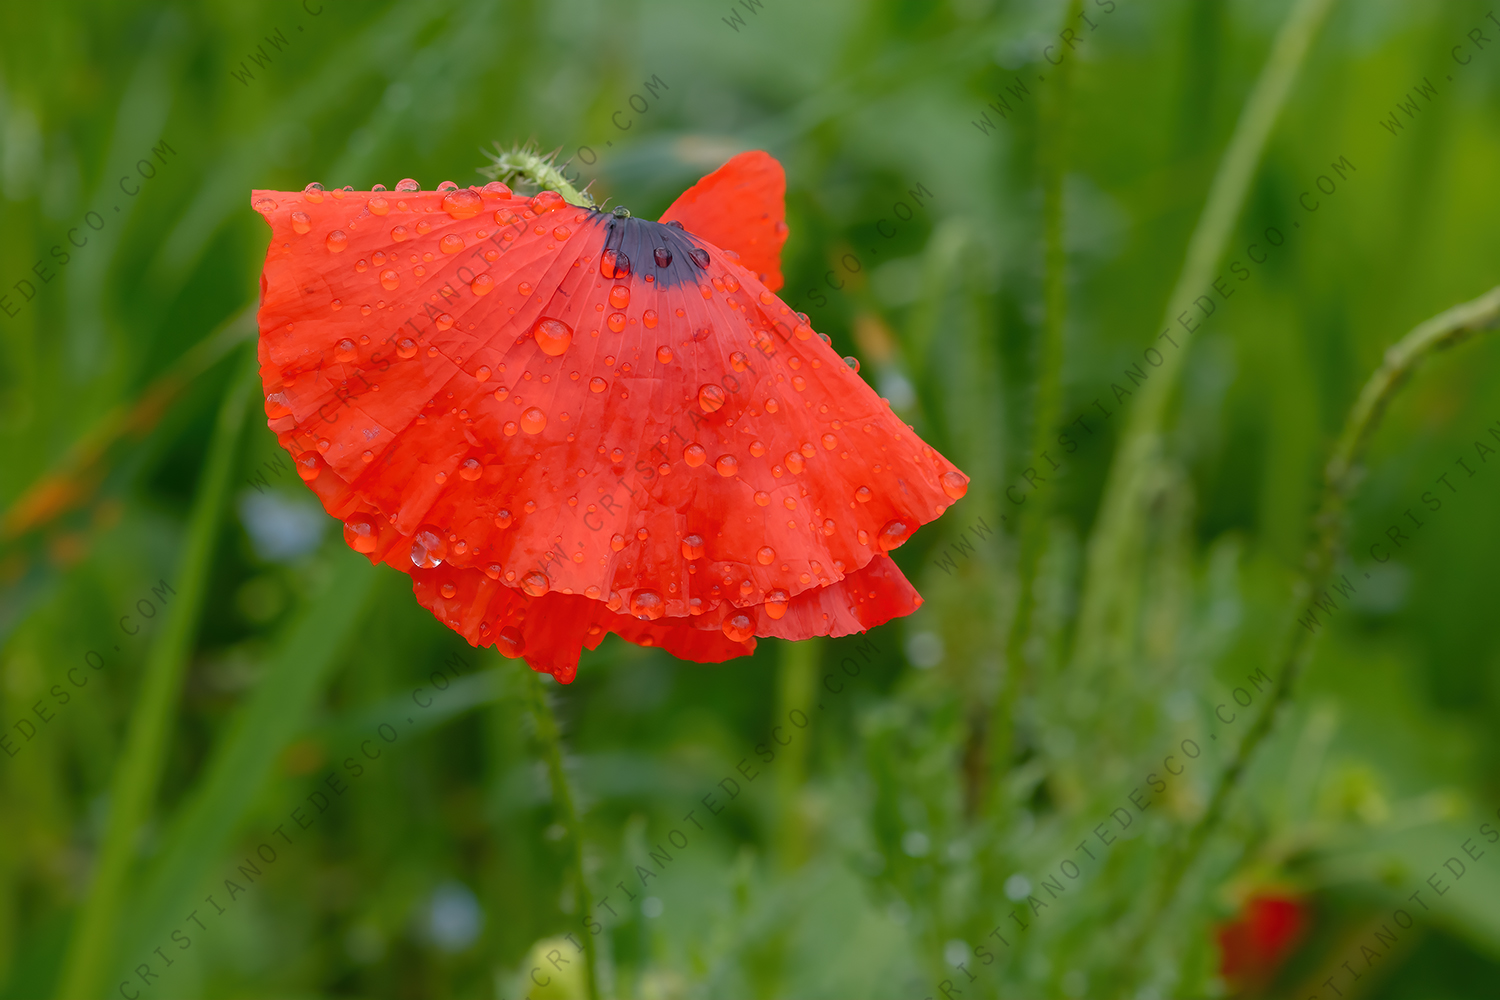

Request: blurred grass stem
left=56, top=345, right=259, bottom=1000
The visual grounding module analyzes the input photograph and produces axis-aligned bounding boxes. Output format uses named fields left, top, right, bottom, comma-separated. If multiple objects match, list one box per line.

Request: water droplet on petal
left=519, top=407, right=547, bottom=435
left=441, top=188, right=483, bottom=219
left=657, top=346, right=673, bottom=364
left=503, top=421, right=518, bottom=436
left=683, top=444, right=707, bottom=467
left=878, top=519, right=913, bottom=551
left=253, top=197, right=278, bottom=213
left=534, top=317, right=573, bottom=356
left=459, top=458, right=482, bottom=481
left=630, top=589, right=664, bottom=620
left=471, top=274, right=494, bottom=295
left=610, top=533, right=626, bottom=552
left=326, top=230, right=349, bottom=253
left=822, top=518, right=836, bottom=536
left=715, top=455, right=738, bottom=477
left=440, top=234, right=464, bottom=254
left=730, top=351, right=749, bottom=372
left=334, top=339, right=357, bottom=362
left=600, top=249, right=631, bottom=278
left=723, top=613, right=755, bottom=643
left=844, top=355, right=861, bottom=372
left=290, top=211, right=311, bottom=234
left=756, top=546, right=775, bottom=566
left=367, top=197, right=389, bottom=216
left=495, top=509, right=513, bottom=529
left=411, top=525, right=446, bottom=568
left=343, top=514, right=378, bottom=553
left=296, top=453, right=323, bottom=481
left=554, top=225, right=572, bottom=240
left=793, top=323, right=813, bottom=340
left=475, top=365, right=491, bottom=382
left=792, top=375, right=807, bottom=392
left=397, top=338, right=417, bottom=358
left=303, top=182, right=325, bottom=202
left=483, top=181, right=512, bottom=196
left=497, top=626, right=525, bottom=657
left=395, top=178, right=421, bottom=192
left=681, top=534, right=705, bottom=559
left=822, top=434, right=838, bottom=450
left=699, top=384, right=726, bottom=413
left=380, top=269, right=400, bottom=290
left=856, top=486, right=872, bottom=503
left=754, top=491, right=770, bottom=506
left=265, top=393, right=291, bottom=418
left=610, top=285, right=630, bottom=309
left=521, top=571, right=549, bottom=597
left=643, top=309, right=658, bottom=329
left=607, top=312, right=626, bottom=333
left=530, top=191, right=565, bottom=214
left=654, top=246, right=673, bottom=267
left=785, top=452, right=805, bottom=475
left=941, top=471, right=968, bottom=499
left=764, top=589, right=789, bottom=620
left=440, top=582, right=457, bottom=598
left=390, top=225, right=410, bottom=242
left=689, top=247, right=710, bottom=269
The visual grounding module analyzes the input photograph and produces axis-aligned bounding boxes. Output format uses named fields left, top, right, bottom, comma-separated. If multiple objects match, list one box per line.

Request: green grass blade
left=55, top=346, right=258, bottom=1000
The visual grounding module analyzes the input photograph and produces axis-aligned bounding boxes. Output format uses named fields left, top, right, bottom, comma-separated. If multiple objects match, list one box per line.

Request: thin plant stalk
left=522, top=664, right=601, bottom=1000
left=1071, top=0, right=1338, bottom=676
left=991, top=0, right=1084, bottom=808
left=1129, top=285, right=1500, bottom=967
left=56, top=346, right=259, bottom=1000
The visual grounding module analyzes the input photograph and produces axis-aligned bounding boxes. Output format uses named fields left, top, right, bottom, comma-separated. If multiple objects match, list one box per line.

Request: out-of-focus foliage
left=3, top=1, right=1500, bottom=997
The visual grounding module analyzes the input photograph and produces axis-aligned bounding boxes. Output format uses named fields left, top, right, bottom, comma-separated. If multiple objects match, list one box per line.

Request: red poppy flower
left=252, top=151, right=968, bottom=681
left=1216, top=891, right=1309, bottom=990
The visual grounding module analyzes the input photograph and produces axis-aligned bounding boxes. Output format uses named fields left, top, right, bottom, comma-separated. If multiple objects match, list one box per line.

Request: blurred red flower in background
left=251, top=151, right=967, bottom=682
left=1217, top=891, right=1310, bottom=992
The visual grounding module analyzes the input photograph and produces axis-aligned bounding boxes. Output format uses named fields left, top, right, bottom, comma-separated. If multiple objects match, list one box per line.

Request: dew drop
left=436, top=313, right=455, bottom=330
left=440, top=234, right=465, bottom=254
left=265, top=393, right=291, bottom=418
left=533, top=317, right=573, bottom=356
left=296, top=453, right=323, bottom=481
left=471, top=274, right=494, bottom=295
left=643, top=309, right=658, bottom=329
left=783, top=497, right=797, bottom=511
left=730, top=351, right=749, bottom=372
left=657, top=345, right=673, bottom=364
left=325, top=230, right=349, bottom=253
left=764, top=589, right=789, bottom=620
left=483, top=181, right=512, bottom=196
left=683, top=443, right=707, bottom=467
left=397, top=338, right=417, bottom=358
left=290, top=211, right=311, bottom=234
left=698, top=384, right=726, bottom=413
left=611, top=533, right=626, bottom=552
left=503, top=420, right=518, bottom=436
left=530, top=191, right=565, bottom=214
left=554, top=225, right=572, bottom=240
left=518, top=281, right=533, bottom=296
left=343, top=514, right=378, bottom=553
left=785, top=452, right=805, bottom=475
left=589, top=376, right=607, bottom=393
left=630, top=589, right=664, bottom=620
left=822, top=518, right=836, bottom=536
left=878, top=519, right=913, bottom=551
left=520, top=407, right=547, bottom=434
left=380, top=269, right=400, bottom=290
left=600, top=249, right=631, bottom=278
left=497, top=626, right=525, bottom=657
left=723, top=613, right=755, bottom=643
left=792, top=375, right=807, bottom=392
left=681, top=534, right=705, bottom=559
left=441, top=188, right=483, bottom=219
left=331, top=339, right=356, bottom=363
left=303, top=182, right=325, bottom=202
left=749, top=441, right=766, bottom=458
left=715, top=454, right=739, bottom=478
left=941, top=471, right=968, bottom=499
left=756, top=546, right=775, bottom=566
left=822, top=433, right=838, bottom=450
left=754, top=491, right=771, bottom=506
left=253, top=197, right=278, bottom=213
left=654, top=246, right=673, bottom=267
left=395, top=178, right=421, bottom=192
left=368, top=197, right=389, bottom=215
left=689, top=247, right=710, bottom=269
left=475, top=365, right=491, bottom=382
left=858, top=529, right=870, bottom=546
left=765, top=398, right=779, bottom=414
left=607, top=312, right=626, bottom=333
left=440, top=582, right=457, bottom=598
left=844, top=355, right=861, bottom=373
left=410, top=525, right=446, bottom=568
left=521, top=571, right=549, bottom=597
left=459, top=458, right=482, bottom=481
left=610, top=285, right=630, bottom=309
left=793, top=323, right=813, bottom=340
left=390, top=225, right=409, bottom=242
left=493, top=509, right=514, bottom=530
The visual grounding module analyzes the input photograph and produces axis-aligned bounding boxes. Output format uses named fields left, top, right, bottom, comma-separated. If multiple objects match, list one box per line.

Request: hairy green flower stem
left=481, top=144, right=596, bottom=208
left=1128, top=285, right=1500, bottom=980
left=989, top=0, right=1085, bottom=816
left=521, top=666, right=602, bottom=1000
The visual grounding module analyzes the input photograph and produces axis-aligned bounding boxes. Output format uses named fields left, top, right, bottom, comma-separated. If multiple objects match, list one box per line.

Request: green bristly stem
left=1128, top=285, right=1500, bottom=980
left=521, top=665, right=601, bottom=1000
left=56, top=346, right=259, bottom=1000
left=990, top=0, right=1084, bottom=815
left=481, top=145, right=595, bottom=208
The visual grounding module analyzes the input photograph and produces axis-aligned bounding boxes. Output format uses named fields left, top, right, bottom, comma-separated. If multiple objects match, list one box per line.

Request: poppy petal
left=658, top=150, right=789, bottom=291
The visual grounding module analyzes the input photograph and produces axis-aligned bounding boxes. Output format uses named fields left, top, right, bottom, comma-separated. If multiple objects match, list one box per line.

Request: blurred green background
left=3, top=1, right=1500, bottom=997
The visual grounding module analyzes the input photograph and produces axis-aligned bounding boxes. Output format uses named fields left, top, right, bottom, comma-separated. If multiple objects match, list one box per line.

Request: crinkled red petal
left=658, top=150, right=789, bottom=291
left=253, top=170, right=966, bottom=681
